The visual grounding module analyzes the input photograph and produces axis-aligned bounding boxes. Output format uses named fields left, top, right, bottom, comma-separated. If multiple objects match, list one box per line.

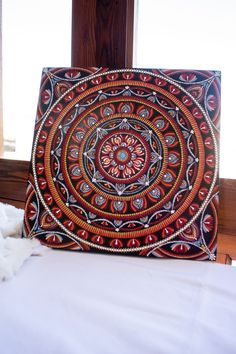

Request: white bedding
left=0, top=203, right=41, bottom=281
left=0, top=249, right=236, bottom=354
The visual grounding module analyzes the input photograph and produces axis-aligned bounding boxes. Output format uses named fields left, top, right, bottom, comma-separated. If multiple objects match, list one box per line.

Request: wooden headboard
left=0, top=158, right=235, bottom=264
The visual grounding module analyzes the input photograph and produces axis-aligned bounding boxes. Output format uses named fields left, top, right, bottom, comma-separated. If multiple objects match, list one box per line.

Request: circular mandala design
left=97, top=130, right=150, bottom=182
left=29, top=68, right=219, bottom=257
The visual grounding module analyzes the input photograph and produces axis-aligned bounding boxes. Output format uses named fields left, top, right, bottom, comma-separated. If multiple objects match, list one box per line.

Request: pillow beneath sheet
left=23, top=67, right=220, bottom=260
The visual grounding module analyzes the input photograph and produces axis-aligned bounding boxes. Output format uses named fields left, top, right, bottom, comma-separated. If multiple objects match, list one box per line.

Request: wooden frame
left=72, top=0, right=134, bottom=67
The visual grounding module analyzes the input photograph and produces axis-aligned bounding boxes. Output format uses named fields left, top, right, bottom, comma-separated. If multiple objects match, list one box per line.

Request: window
left=134, top=0, right=236, bottom=178
left=2, top=0, right=72, bottom=160
left=2, top=0, right=236, bottom=180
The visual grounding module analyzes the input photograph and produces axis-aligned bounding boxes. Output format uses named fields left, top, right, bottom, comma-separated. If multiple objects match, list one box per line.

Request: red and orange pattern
left=23, top=68, right=220, bottom=260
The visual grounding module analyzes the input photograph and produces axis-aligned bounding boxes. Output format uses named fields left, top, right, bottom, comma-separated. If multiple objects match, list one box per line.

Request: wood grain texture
left=72, top=0, right=134, bottom=67
left=0, top=197, right=26, bottom=209
left=0, top=159, right=29, bottom=204
left=218, top=178, right=236, bottom=235
left=217, top=233, right=236, bottom=262
left=216, top=252, right=232, bottom=265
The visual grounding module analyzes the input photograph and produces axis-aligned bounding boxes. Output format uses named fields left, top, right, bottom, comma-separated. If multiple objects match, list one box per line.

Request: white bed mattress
left=0, top=249, right=236, bottom=354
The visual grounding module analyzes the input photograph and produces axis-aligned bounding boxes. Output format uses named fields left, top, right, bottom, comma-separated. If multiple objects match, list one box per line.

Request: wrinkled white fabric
left=0, top=250, right=236, bottom=354
left=0, top=202, right=24, bottom=238
left=0, top=202, right=43, bottom=281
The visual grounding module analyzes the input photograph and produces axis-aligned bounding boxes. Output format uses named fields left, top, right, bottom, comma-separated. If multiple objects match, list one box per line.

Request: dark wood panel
left=216, top=252, right=232, bottom=265
left=217, top=233, right=236, bottom=262
left=0, top=197, right=26, bottom=209
left=218, top=178, right=236, bottom=235
left=0, top=158, right=29, bottom=204
left=72, top=0, right=134, bottom=67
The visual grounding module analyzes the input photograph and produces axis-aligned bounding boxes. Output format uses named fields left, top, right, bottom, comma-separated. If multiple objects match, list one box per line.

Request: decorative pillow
left=23, top=68, right=220, bottom=260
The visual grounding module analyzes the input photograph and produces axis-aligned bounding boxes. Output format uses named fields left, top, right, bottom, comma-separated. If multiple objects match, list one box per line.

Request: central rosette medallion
left=100, top=133, right=146, bottom=180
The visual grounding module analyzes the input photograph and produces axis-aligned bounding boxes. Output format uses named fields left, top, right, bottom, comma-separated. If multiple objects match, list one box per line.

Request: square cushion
left=23, top=68, right=220, bottom=260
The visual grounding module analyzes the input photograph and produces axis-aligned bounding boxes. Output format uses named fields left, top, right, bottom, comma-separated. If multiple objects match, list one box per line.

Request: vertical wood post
left=72, top=0, right=134, bottom=68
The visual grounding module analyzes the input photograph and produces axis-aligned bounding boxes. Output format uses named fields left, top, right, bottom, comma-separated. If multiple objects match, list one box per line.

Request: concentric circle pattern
left=23, top=67, right=220, bottom=260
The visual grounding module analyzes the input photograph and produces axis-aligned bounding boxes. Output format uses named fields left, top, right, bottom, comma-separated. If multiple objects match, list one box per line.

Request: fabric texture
left=0, top=202, right=42, bottom=281
left=0, top=250, right=236, bottom=354
left=23, top=68, right=221, bottom=260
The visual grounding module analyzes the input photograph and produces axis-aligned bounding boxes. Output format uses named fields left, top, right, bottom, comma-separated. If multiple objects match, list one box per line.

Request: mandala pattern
left=23, top=67, right=220, bottom=260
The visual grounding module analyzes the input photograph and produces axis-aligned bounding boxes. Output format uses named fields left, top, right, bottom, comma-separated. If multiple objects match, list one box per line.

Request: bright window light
left=134, top=0, right=236, bottom=178
left=2, top=0, right=72, bottom=160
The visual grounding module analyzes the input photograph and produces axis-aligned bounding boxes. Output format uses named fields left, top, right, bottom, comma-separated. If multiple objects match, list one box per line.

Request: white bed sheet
left=0, top=250, right=236, bottom=354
